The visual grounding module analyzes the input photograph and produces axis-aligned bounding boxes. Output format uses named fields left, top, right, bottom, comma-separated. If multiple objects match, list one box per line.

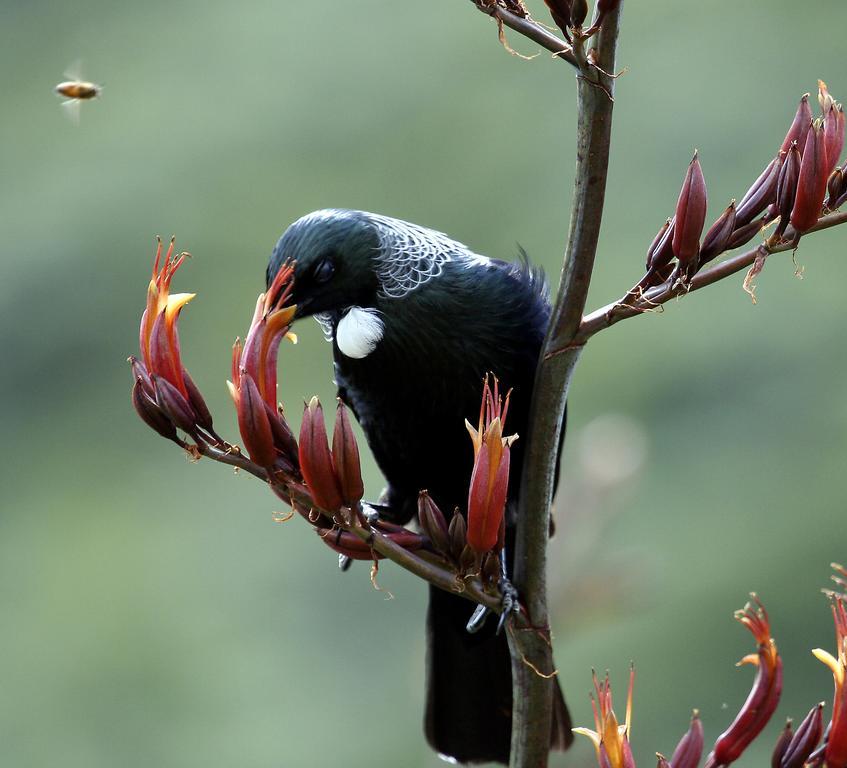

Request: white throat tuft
left=336, top=306, right=385, bottom=359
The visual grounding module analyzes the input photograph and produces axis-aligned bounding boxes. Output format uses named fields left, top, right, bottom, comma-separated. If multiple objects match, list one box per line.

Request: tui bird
left=266, top=209, right=572, bottom=765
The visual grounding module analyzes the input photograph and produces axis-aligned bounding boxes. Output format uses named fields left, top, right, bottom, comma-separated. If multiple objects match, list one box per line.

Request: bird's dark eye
left=312, top=257, right=335, bottom=284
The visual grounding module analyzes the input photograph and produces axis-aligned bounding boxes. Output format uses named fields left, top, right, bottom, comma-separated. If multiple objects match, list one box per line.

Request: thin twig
left=469, top=0, right=578, bottom=68
left=508, top=4, right=624, bottom=767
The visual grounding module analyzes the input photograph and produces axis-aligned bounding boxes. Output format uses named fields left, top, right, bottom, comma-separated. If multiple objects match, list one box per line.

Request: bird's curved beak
left=292, top=298, right=313, bottom=320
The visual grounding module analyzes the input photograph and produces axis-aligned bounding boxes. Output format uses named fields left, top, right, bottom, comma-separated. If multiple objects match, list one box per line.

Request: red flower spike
left=699, top=202, right=737, bottom=265
left=671, top=711, right=704, bottom=768
left=132, top=378, right=178, bottom=441
left=298, top=397, right=344, bottom=513
left=152, top=374, right=197, bottom=434
left=139, top=237, right=194, bottom=399
left=705, top=596, right=783, bottom=768
left=418, top=491, right=450, bottom=556
left=736, top=155, right=782, bottom=227
left=465, top=375, right=516, bottom=555
left=772, top=720, right=794, bottom=768
left=236, top=373, right=277, bottom=468
left=774, top=142, right=802, bottom=240
left=780, top=702, right=824, bottom=768
left=672, top=152, right=708, bottom=274
left=812, top=596, right=847, bottom=768
left=791, top=120, right=830, bottom=235
left=781, top=94, right=813, bottom=155
left=332, top=401, right=364, bottom=507
left=819, top=80, right=836, bottom=115
left=656, top=755, right=671, bottom=768
left=573, top=667, right=635, bottom=768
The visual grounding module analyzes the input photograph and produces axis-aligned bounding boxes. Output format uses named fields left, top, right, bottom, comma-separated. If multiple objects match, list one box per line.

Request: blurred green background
left=2, top=0, right=846, bottom=766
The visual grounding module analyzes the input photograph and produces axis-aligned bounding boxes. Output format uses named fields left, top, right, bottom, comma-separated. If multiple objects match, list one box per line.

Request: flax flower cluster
left=575, top=575, right=847, bottom=768
left=635, top=82, right=846, bottom=296
left=129, top=245, right=514, bottom=582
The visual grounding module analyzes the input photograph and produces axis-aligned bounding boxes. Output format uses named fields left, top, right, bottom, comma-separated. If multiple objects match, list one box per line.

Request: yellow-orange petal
left=813, top=648, right=844, bottom=683
left=164, top=292, right=196, bottom=325
left=572, top=727, right=602, bottom=751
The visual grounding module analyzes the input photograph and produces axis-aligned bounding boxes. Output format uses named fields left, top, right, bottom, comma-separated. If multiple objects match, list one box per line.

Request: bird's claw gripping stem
left=466, top=551, right=520, bottom=634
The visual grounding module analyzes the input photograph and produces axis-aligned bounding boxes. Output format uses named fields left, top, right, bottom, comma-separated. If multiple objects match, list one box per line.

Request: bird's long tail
left=424, top=586, right=572, bottom=765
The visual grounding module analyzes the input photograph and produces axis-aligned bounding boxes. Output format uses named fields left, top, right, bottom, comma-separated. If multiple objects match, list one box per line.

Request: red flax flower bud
left=236, top=372, right=277, bottom=468
left=790, top=120, right=830, bottom=235
left=699, top=202, right=737, bottom=266
left=670, top=711, right=704, bottom=768
left=465, top=375, right=517, bottom=555
left=774, top=142, right=802, bottom=240
left=780, top=702, right=824, bottom=768
left=131, top=376, right=178, bottom=442
left=672, top=152, right=708, bottom=278
left=298, top=397, right=344, bottom=513
left=418, top=491, right=450, bottom=556
left=331, top=400, right=364, bottom=507
left=573, top=667, right=636, bottom=768
left=812, top=596, right=847, bottom=768
left=772, top=720, right=794, bottom=768
left=824, top=103, right=845, bottom=174
left=736, top=154, right=782, bottom=227
left=542, top=0, right=572, bottom=38
left=705, top=596, right=783, bottom=768
left=781, top=94, right=813, bottom=155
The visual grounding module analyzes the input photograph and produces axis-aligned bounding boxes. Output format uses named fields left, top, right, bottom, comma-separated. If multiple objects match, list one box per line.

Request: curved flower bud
left=131, top=377, right=178, bottom=441
left=332, top=400, right=364, bottom=507
left=672, top=152, right=708, bottom=277
left=791, top=120, right=830, bottom=235
left=705, top=596, right=783, bottom=768
left=542, top=0, right=572, bottom=38
left=781, top=94, right=813, bottom=155
left=699, top=203, right=736, bottom=265
left=298, top=396, right=343, bottom=513
left=152, top=373, right=197, bottom=434
left=812, top=596, right=847, bottom=768
left=824, top=104, right=845, bottom=174
left=772, top=720, right=794, bottom=768
left=780, top=702, right=824, bottom=768
left=736, top=155, right=782, bottom=227
left=418, top=491, right=450, bottom=556
left=670, top=711, right=704, bottom=768
left=774, top=142, right=802, bottom=240
left=236, top=372, right=277, bottom=468
left=448, top=509, right=467, bottom=562
left=646, top=217, right=675, bottom=272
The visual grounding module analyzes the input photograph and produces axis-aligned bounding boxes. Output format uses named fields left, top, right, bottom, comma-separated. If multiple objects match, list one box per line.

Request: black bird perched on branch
left=266, top=209, right=571, bottom=765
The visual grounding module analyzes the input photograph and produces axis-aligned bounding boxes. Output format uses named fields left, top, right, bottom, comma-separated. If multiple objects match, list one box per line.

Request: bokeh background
left=2, top=0, right=846, bottom=766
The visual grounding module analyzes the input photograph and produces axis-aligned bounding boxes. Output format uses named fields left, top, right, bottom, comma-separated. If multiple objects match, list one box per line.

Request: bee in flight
left=54, top=63, right=101, bottom=124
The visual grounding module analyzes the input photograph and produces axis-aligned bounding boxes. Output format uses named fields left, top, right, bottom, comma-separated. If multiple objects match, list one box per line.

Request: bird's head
left=266, top=209, right=380, bottom=320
